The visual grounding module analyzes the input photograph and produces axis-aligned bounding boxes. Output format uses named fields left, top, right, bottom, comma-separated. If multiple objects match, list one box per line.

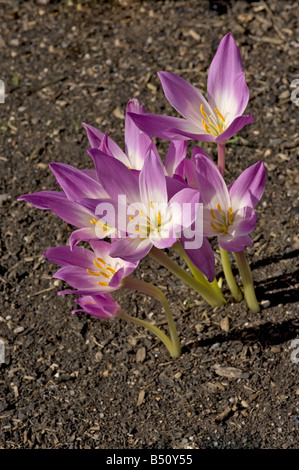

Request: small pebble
left=13, top=326, right=24, bottom=334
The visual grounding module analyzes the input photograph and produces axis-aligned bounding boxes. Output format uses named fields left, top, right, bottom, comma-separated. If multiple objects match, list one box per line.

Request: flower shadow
left=186, top=318, right=298, bottom=353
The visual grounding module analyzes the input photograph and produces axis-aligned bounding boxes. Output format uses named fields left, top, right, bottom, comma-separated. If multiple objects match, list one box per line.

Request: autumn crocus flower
left=87, top=145, right=201, bottom=262
left=128, top=34, right=253, bottom=145
left=188, top=150, right=266, bottom=252
left=44, top=241, right=138, bottom=295
left=72, top=294, right=121, bottom=319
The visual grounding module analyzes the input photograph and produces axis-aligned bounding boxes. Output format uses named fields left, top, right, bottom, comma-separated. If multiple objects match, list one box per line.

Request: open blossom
left=128, top=34, right=253, bottom=145
left=72, top=294, right=121, bottom=319
left=87, top=145, right=201, bottom=262
left=44, top=240, right=138, bottom=295
left=186, top=149, right=266, bottom=252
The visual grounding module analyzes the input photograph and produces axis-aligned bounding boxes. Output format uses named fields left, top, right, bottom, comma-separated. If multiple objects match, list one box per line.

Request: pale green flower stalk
left=173, top=241, right=224, bottom=298
left=149, top=246, right=226, bottom=308
left=234, top=251, right=260, bottom=312
left=122, top=277, right=182, bottom=357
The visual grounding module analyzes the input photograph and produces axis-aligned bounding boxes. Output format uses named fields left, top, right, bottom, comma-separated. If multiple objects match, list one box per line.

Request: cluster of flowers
left=19, top=34, right=266, bottom=358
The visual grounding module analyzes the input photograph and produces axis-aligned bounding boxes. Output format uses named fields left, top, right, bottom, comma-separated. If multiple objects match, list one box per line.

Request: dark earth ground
left=0, top=0, right=298, bottom=449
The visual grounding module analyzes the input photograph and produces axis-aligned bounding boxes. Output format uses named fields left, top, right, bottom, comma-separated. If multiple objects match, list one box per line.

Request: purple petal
left=229, top=161, right=266, bottom=210
left=82, top=122, right=105, bottom=148
left=218, top=234, right=253, bottom=252
left=109, top=266, right=125, bottom=289
left=53, top=266, right=97, bottom=291
left=72, top=294, right=121, bottom=319
left=169, top=187, right=201, bottom=230
left=18, top=190, right=66, bottom=209
left=139, top=147, right=167, bottom=205
left=185, top=146, right=212, bottom=189
left=83, top=123, right=129, bottom=165
left=18, top=191, right=93, bottom=228
left=127, top=112, right=211, bottom=141
left=158, top=71, right=213, bottom=123
left=152, top=236, right=177, bottom=249
left=49, top=162, right=108, bottom=201
left=164, top=140, right=187, bottom=177
left=229, top=206, right=257, bottom=238
left=69, top=227, right=98, bottom=250
left=44, top=245, right=95, bottom=269
left=182, top=237, right=215, bottom=282
left=184, top=159, right=198, bottom=190
left=88, top=239, right=113, bottom=259
left=193, top=152, right=230, bottom=210
left=232, top=72, right=250, bottom=117
left=165, top=175, right=188, bottom=200
left=109, top=236, right=152, bottom=262
left=125, top=98, right=153, bottom=170
left=215, top=114, right=254, bottom=145
left=207, top=34, right=245, bottom=109
left=88, top=150, right=140, bottom=205
left=80, top=168, right=99, bottom=181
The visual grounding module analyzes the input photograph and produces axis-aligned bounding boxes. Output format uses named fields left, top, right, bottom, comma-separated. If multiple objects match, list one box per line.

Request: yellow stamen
left=149, top=201, right=154, bottom=209
left=106, top=267, right=116, bottom=274
left=90, top=218, right=98, bottom=224
left=200, top=103, right=207, bottom=118
left=94, top=260, right=104, bottom=269
left=210, top=222, right=218, bottom=231
left=87, top=269, right=100, bottom=276
left=219, top=225, right=228, bottom=233
left=217, top=124, right=223, bottom=134
left=202, top=119, right=211, bottom=134
left=217, top=203, right=222, bottom=211
left=228, top=207, right=234, bottom=223
left=157, top=211, right=161, bottom=226
left=96, top=257, right=106, bottom=265
left=135, top=227, right=147, bottom=234
left=214, top=108, right=225, bottom=122
left=97, top=281, right=109, bottom=286
left=211, top=209, right=216, bottom=219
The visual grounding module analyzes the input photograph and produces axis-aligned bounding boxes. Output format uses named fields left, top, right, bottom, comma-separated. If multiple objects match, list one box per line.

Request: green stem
left=217, top=143, right=225, bottom=176
left=122, top=277, right=181, bottom=357
left=119, top=311, right=176, bottom=358
left=173, top=241, right=223, bottom=297
left=219, top=246, right=243, bottom=302
left=234, top=251, right=260, bottom=312
left=149, top=246, right=226, bottom=308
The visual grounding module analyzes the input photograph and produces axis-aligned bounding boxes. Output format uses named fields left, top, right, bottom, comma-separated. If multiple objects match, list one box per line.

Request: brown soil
left=0, top=0, right=298, bottom=449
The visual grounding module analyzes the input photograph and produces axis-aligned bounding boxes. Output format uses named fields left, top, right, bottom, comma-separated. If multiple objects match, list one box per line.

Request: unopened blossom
left=128, top=34, right=253, bottom=145
left=72, top=294, right=121, bottom=319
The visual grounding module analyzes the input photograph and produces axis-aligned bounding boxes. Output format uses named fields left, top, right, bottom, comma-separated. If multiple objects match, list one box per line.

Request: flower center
left=129, top=201, right=163, bottom=237
left=210, top=203, right=234, bottom=234
left=200, top=104, right=226, bottom=136
left=87, top=257, right=116, bottom=286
